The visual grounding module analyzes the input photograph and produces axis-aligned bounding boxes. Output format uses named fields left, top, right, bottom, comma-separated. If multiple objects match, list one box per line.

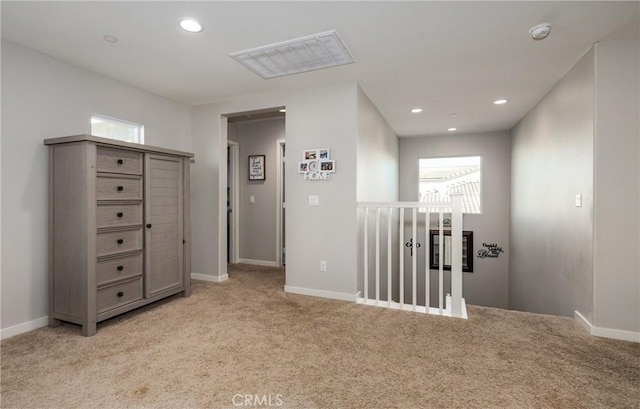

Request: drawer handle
left=117, top=212, right=124, bottom=218
left=117, top=186, right=124, bottom=191
left=117, top=291, right=124, bottom=297
left=117, top=265, right=124, bottom=271
left=117, top=239, right=124, bottom=245
left=117, top=159, right=124, bottom=165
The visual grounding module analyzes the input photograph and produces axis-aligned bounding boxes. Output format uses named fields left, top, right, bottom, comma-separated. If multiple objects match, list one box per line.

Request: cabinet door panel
left=145, top=154, right=184, bottom=297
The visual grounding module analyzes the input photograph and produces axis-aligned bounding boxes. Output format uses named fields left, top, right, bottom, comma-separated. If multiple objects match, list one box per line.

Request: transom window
left=418, top=156, right=481, bottom=214
left=91, top=115, right=144, bottom=144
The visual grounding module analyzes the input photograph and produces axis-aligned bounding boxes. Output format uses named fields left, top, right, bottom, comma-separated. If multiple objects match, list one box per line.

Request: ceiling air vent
left=230, top=30, right=355, bottom=79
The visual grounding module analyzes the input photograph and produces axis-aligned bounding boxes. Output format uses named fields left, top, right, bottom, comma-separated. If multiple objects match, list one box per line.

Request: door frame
left=227, top=140, right=240, bottom=264
left=275, top=139, right=286, bottom=267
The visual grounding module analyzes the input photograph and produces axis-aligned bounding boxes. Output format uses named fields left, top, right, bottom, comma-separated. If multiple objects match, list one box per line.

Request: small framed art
left=248, top=155, right=265, bottom=181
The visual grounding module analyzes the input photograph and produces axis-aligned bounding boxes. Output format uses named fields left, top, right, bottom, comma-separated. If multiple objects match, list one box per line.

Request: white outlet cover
left=575, top=194, right=582, bottom=207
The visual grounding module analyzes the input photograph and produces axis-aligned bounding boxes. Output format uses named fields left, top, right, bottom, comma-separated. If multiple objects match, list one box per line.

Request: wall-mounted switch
left=575, top=194, right=582, bottom=207
left=250, top=196, right=255, bottom=204
left=320, top=260, right=327, bottom=272
left=309, top=195, right=320, bottom=206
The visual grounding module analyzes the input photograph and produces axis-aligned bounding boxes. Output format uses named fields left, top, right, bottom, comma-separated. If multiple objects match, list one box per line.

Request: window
left=91, top=115, right=144, bottom=144
left=418, top=156, right=481, bottom=214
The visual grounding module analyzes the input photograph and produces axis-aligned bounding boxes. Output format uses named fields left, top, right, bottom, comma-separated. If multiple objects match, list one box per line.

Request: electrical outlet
left=320, top=260, right=327, bottom=272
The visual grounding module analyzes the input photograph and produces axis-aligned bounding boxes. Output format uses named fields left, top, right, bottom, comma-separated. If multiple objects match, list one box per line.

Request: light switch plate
left=575, top=194, right=582, bottom=207
left=309, top=195, right=320, bottom=206
left=250, top=196, right=255, bottom=204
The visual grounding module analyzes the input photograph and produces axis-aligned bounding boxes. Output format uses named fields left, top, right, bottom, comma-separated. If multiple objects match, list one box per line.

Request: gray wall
left=509, top=49, right=594, bottom=320
left=593, top=27, right=640, bottom=332
left=191, top=82, right=360, bottom=299
left=399, top=132, right=511, bottom=308
left=1, top=41, right=192, bottom=334
left=232, top=118, right=285, bottom=264
left=356, top=85, right=399, bottom=202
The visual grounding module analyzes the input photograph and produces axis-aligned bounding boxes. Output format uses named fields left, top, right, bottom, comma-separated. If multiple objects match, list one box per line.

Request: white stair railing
left=357, top=193, right=467, bottom=318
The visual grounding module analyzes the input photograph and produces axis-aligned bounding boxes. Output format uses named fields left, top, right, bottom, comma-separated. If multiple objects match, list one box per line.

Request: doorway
left=225, top=108, right=286, bottom=268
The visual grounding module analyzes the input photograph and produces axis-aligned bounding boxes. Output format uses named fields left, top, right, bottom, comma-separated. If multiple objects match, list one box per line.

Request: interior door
left=144, top=153, right=184, bottom=297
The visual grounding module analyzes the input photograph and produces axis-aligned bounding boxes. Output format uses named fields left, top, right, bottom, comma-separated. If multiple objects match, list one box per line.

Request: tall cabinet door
left=144, top=154, right=184, bottom=297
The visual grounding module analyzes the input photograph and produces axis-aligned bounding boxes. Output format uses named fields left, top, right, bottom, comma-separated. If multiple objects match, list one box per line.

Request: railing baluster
left=438, top=209, right=444, bottom=314
left=412, top=208, right=417, bottom=311
left=375, top=207, right=381, bottom=305
left=363, top=207, right=368, bottom=302
left=399, top=207, right=405, bottom=307
left=387, top=207, right=392, bottom=307
left=425, top=209, right=430, bottom=311
left=451, top=193, right=463, bottom=317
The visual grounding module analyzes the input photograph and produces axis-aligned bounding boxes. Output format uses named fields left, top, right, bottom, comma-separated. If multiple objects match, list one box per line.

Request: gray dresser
left=45, top=135, right=193, bottom=336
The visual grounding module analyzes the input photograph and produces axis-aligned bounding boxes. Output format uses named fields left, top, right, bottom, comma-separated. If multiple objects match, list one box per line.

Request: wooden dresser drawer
left=97, top=203, right=142, bottom=229
left=97, top=253, right=143, bottom=287
left=97, top=176, right=142, bottom=200
left=97, top=278, right=143, bottom=313
left=97, top=147, right=142, bottom=175
left=97, top=228, right=142, bottom=257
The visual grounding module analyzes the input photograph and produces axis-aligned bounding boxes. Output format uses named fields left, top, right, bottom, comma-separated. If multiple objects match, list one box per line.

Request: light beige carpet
left=1, top=264, right=638, bottom=408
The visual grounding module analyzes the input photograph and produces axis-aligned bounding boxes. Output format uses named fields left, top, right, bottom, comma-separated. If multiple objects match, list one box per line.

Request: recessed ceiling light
left=179, top=19, right=203, bottom=33
left=279, top=109, right=286, bottom=113
left=493, top=99, right=508, bottom=105
left=450, top=113, right=457, bottom=117
left=448, top=127, right=457, bottom=132
left=529, top=23, right=552, bottom=40
left=103, top=35, right=118, bottom=43
left=411, top=108, right=423, bottom=113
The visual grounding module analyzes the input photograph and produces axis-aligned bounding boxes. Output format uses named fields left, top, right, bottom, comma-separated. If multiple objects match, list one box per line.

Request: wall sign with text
left=248, top=155, right=265, bottom=181
left=298, top=148, right=335, bottom=180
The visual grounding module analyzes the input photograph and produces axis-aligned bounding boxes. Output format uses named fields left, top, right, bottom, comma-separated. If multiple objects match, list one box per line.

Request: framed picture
left=303, top=149, right=318, bottom=160
left=298, top=162, right=308, bottom=173
left=429, top=230, right=474, bottom=273
left=319, top=149, right=330, bottom=160
left=248, top=155, right=265, bottom=181
left=320, top=160, right=335, bottom=172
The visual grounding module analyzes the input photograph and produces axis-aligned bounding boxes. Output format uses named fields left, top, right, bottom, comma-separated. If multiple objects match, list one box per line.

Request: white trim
left=1, top=316, right=49, bottom=339
left=275, top=138, right=286, bottom=267
left=285, top=285, right=358, bottom=302
left=191, top=273, right=229, bottom=283
left=575, top=311, right=640, bottom=343
left=227, top=140, right=240, bottom=264
left=238, top=259, right=278, bottom=267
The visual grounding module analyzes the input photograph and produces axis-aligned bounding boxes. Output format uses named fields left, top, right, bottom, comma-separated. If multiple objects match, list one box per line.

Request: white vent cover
left=230, top=30, right=355, bottom=79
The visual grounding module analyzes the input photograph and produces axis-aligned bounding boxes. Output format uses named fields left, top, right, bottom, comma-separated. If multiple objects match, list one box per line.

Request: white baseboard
left=191, top=273, right=228, bottom=283
left=575, top=311, right=640, bottom=343
left=284, top=285, right=358, bottom=302
left=1, top=315, right=49, bottom=340
left=237, top=259, right=278, bottom=267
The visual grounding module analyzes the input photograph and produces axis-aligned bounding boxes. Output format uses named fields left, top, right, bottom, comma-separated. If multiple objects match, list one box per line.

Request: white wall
left=510, top=49, right=594, bottom=320
left=0, top=41, right=192, bottom=335
left=191, top=82, right=360, bottom=300
left=356, top=85, right=399, bottom=202
left=399, top=132, right=511, bottom=308
left=593, top=28, right=640, bottom=333
left=233, top=118, right=285, bottom=265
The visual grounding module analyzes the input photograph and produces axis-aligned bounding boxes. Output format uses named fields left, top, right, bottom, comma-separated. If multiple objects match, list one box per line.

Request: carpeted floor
left=1, top=264, right=638, bottom=408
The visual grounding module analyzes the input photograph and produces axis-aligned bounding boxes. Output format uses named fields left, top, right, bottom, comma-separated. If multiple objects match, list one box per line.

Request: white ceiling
left=2, top=1, right=637, bottom=137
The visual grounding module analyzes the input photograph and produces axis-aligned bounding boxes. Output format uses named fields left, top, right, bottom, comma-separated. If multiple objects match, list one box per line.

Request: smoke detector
left=529, top=23, right=552, bottom=40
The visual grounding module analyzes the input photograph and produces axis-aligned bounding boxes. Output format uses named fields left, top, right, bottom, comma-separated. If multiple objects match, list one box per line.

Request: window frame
left=90, top=114, right=145, bottom=144
left=417, top=154, right=483, bottom=214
